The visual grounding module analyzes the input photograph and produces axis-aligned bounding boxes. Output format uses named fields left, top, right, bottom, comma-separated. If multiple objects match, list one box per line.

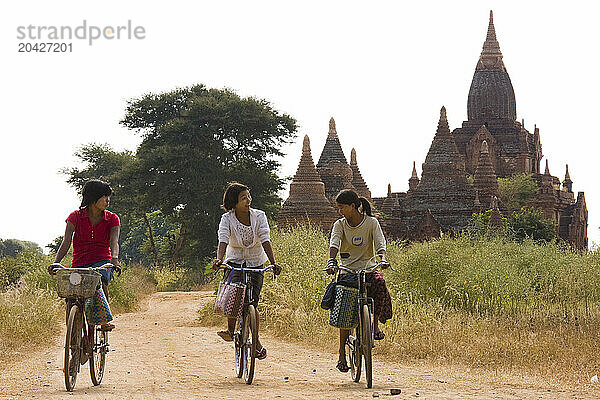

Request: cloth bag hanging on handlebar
left=84, top=286, right=113, bottom=325
left=329, top=285, right=359, bottom=329
left=214, top=269, right=246, bottom=319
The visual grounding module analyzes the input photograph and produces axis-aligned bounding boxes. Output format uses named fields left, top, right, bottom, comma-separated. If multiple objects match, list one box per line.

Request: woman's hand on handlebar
left=325, top=258, right=338, bottom=275
left=272, top=263, right=282, bottom=275
left=211, top=258, right=222, bottom=271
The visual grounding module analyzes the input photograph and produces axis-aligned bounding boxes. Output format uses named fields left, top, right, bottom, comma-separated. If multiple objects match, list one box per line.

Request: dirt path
left=0, top=291, right=596, bottom=399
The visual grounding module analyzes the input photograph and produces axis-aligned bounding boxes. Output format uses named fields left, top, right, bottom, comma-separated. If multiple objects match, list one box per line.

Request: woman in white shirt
left=212, top=182, right=281, bottom=360
left=327, top=189, right=393, bottom=373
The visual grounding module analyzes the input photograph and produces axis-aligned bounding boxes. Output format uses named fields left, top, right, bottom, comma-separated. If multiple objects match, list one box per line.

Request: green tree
left=497, top=174, right=539, bottom=213
left=119, top=84, right=297, bottom=264
left=0, top=239, right=42, bottom=258
left=61, top=143, right=137, bottom=214
left=507, top=208, right=557, bottom=243
left=46, top=236, right=63, bottom=254
left=60, top=143, right=151, bottom=263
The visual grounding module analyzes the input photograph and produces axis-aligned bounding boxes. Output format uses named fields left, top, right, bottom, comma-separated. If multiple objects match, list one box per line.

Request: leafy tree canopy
left=497, top=174, right=539, bottom=213
left=507, top=207, right=557, bottom=243
left=0, top=239, right=42, bottom=258
left=120, top=84, right=297, bottom=260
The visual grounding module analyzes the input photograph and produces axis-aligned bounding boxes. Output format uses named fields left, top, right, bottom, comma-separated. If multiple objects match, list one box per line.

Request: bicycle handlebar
left=216, top=263, right=275, bottom=273
left=323, top=261, right=392, bottom=274
left=50, top=262, right=119, bottom=275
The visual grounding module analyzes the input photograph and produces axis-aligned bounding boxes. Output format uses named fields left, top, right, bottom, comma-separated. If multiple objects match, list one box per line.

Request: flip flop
left=99, top=323, right=115, bottom=331
left=336, top=360, right=350, bottom=373
left=256, top=346, right=267, bottom=360
left=374, top=331, right=385, bottom=340
left=217, top=330, right=234, bottom=342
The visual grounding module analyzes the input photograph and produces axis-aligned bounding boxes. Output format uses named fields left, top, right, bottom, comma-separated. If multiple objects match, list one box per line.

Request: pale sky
left=2, top=1, right=599, bottom=249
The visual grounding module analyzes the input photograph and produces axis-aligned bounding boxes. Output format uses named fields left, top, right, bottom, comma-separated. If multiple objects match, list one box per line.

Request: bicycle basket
left=56, top=268, right=101, bottom=299
left=329, top=285, right=359, bottom=329
left=214, top=279, right=246, bottom=319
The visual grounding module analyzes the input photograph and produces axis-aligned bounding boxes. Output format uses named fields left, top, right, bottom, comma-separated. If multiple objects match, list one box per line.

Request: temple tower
left=473, top=140, right=500, bottom=210
left=278, top=135, right=339, bottom=229
left=408, top=161, right=420, bottom=192
left=316, top=118, right=355, bottom=200
left=467, top=10, right=516, bottom=122
left=402, top=107, right=475, bottom=233
left=349, top=148, right=372, bottom=200
left=563, top=164, right=573, bottom=193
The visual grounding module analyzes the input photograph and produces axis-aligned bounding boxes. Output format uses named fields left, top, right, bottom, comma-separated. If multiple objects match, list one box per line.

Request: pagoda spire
left=349, top=148, right=372, bottom=200
left=476, top=10, right=506, bottom=71
left=544, top=159, right=550, bottom=175
left=294, top=135, right=324, bottom=182
left=278, top=135, right=339, bottom=229
left=436, top=106, right=451, bottom=135
left=487, top=196, right=504, bottom=234
left=409, top=161, right=420, bottom=192
left=317, top=116, right=348, bottom=168
left=473, top=140, right=500, bottom=210
left=563, top=164, right=573, bottom=193
left=328, top=117, right=337, bottom=137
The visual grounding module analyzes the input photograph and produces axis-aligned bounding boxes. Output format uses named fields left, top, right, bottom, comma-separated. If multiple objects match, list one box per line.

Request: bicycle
left=50, top=262, right=117, bottom=392
left=327, top=260, right=389, bottom=389
left=216, top=263, right=274, bottom=385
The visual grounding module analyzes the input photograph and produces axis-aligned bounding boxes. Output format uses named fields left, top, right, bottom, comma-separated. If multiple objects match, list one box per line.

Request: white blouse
left=217, top=208, right=271, bottom=266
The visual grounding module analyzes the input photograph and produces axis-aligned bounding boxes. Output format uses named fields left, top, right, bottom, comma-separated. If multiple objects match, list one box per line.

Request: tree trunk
left=143, top=213, right=159, bottom=267
left=170, top=222, right=186, bottom=269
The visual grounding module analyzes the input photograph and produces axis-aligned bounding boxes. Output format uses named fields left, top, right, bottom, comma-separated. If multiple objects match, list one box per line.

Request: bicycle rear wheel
left=244, top=304, right=257, bottom=384
left=64, top=304, right=82, bottom=392
left=90, top=327, right=108, bottom=385
left=235, top=315, right=246, bottom=378
left=361, top=304, right=373, bottom=388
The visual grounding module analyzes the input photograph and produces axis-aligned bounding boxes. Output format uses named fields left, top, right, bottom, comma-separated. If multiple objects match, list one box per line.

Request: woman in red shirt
left=49, top=180, right=121, bottom=330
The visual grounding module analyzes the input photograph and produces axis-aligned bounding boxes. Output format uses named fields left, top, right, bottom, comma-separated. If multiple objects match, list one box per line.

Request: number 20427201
left=18, top=42, right=72, bottom=52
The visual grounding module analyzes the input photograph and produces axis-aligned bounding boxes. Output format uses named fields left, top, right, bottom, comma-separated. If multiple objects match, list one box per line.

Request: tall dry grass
left=0, top=252, right=156, bottom=362
left=0, top=281, right=61, bottom=360
left=198, top=224, right=600, bottom=384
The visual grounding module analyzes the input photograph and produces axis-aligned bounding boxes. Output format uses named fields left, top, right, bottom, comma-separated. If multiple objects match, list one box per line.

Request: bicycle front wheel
left=347, top=331, right=361, bottom=383
left=361, top=304, right=373, bottom=388
left=90, top=327, right=108, bottom=385
left=244, top=305, right=257, bottom=385
left=235, top=315, right=246, bottom=378
left=64, top=304, right=82, bottom=392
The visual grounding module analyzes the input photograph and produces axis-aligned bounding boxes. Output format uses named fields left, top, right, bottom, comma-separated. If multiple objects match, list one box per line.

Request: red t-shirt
left=66, top=208, right=120, bottom=267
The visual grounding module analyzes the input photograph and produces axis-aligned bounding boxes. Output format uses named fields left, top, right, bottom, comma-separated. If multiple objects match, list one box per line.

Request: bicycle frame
left=217, top=262, right=274, bottom=385
left=330, top=260, right=387, bottom=388
left=51, top=262, right=116, bottom=391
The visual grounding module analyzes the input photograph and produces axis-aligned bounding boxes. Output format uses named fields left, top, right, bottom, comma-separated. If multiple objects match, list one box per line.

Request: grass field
left=199, top=224, right=600, bottom=384
left=0, top=252, right=156, bottom=361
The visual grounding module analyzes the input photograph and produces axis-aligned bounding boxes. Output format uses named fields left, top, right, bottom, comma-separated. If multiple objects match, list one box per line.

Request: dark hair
left=221, top=182, right=250, bottom=211
left=80, top=180, right=112, bottom=209
left=335, top=189, right=372, bottom=216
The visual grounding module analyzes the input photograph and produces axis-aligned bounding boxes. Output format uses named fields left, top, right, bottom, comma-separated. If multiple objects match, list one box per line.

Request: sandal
left=374, top=331, right=385, bottom=340
left=256, top=346, right=267, bottom=360
left=217, top=330, right=234, bottom=342
left=99, top=323, right=115, bottom=331
left=336, top=360, right=350, bottom=373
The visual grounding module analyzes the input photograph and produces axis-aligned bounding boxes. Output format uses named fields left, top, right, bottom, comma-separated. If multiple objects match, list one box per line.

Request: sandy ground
left=1, top=291, right=598, bottom=399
